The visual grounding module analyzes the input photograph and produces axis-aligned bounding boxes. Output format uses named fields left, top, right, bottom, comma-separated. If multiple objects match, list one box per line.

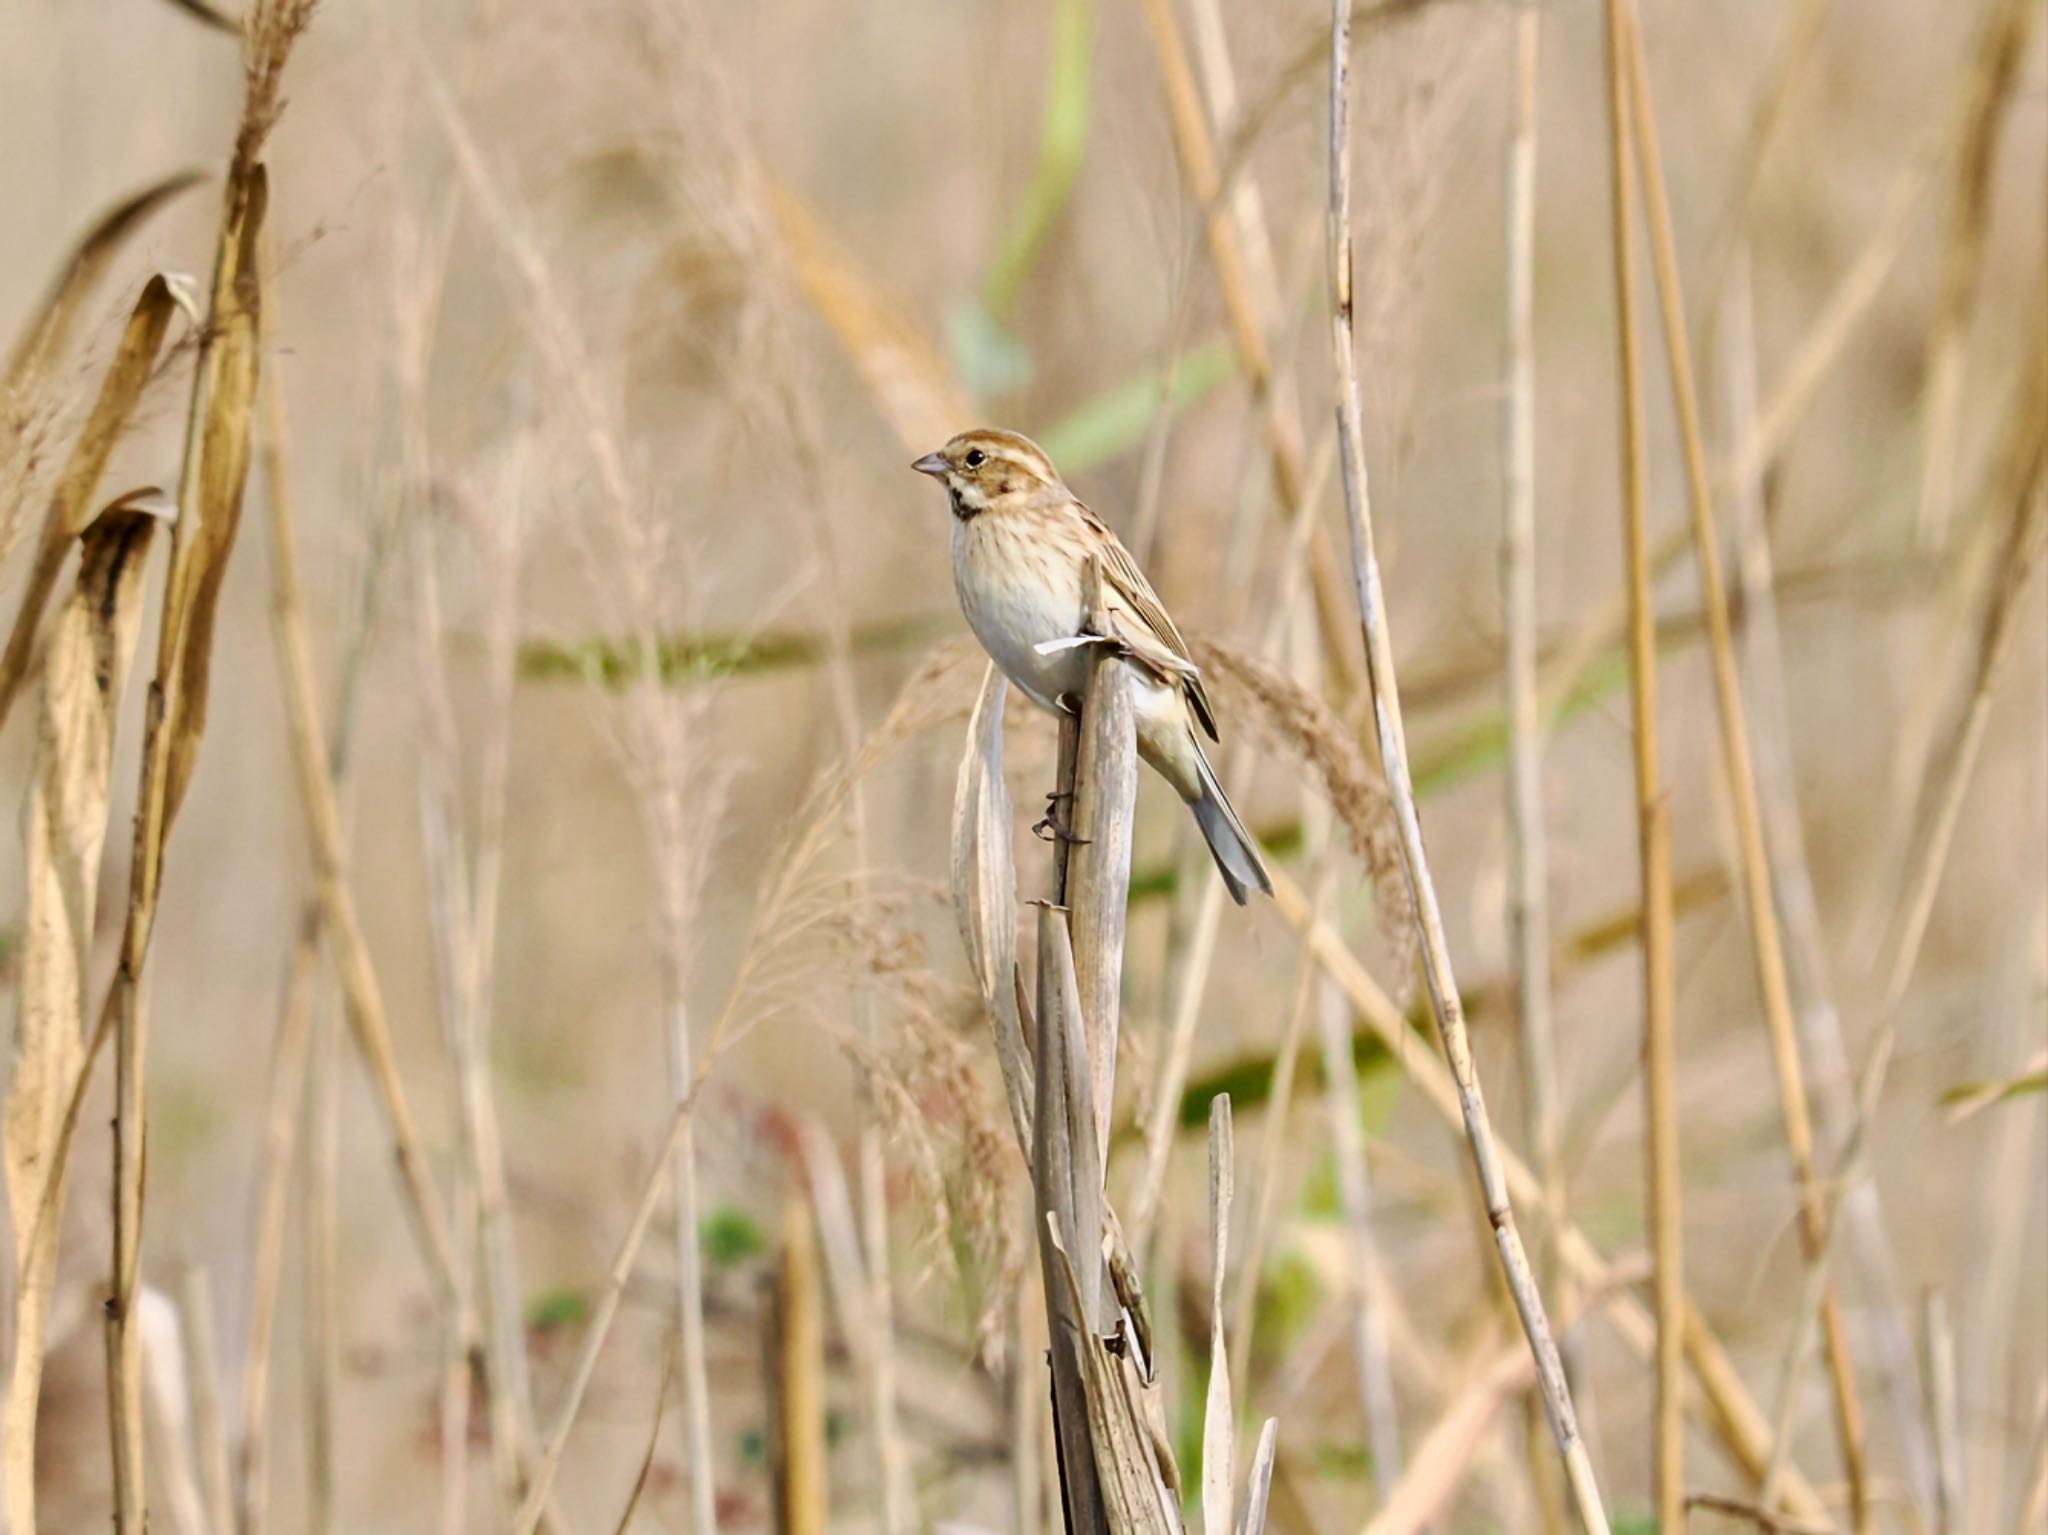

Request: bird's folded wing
left=1083, top=508, right=1221, bottom=741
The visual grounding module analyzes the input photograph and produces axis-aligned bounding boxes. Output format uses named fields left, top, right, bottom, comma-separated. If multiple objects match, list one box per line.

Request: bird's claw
left=1032, top=790, right=1090, bottom=845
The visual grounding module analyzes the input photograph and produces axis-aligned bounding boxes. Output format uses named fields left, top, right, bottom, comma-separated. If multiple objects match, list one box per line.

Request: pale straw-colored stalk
left=1327, top=0, right=1605, bottom=1522
left=1500, top=3, right=1573, bottom=1521
left=1621, top=9, right=1871, bottom=1519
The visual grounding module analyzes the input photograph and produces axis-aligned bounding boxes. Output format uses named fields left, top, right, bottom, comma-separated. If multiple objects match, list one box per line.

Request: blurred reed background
left=0, top=0, right=2042, bottom=1530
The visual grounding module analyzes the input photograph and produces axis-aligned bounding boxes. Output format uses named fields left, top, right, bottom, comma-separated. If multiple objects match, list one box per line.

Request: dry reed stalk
left=303, top=991, right=338, bottom=1535
left=1499, top=6, right=1571, bottom=1523
left=1912, top=0, right=2035, bottom=550
left=1683, top=1493, right=1837, bottom=1535
left=1926, top=1291, right=1964, bottom=1533
left=1264, top=865, right=1836, bottom=1518
left=1309, top=880, right=1406, bottom=1499
left=1602, top=1, right=1693, bottom=1520
left=1, top=490, right=164, bottom=1533
left=261, top=285, right=462, bottom=1306
left=1325, top=0, right=1606, bottom=1523
left=1069, top=562, right=1140, bottom=1161
left=1622, top=11, right=1877, bottom=1521
left=106, top=136, right=272, bottom=1531
left=405, top=461, right=542, bottom=1520
left=1726, top=152, right=1930, bottom=494
left=1225, top=893, right=1318, bottom=1394
left=180, top=1266, right=233, bottom=1534
left=765, top=1199, right=828, bottom=1535
left=1712, top=0, right=1834, bottom=274
left=1134, top=0, right=1364, bottom=703
left=1878, top=301, right=2047, bottom=1013
left=512, top=1093, right=698, bottom=1535
left=234, top=904, right=319, bottom=1535
left=1721, top=249, right=1938, bottom=1517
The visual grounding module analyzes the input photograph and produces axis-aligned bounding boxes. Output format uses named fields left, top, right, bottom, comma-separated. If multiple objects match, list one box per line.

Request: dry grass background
left=0, top=0, right=2043, bottom=1530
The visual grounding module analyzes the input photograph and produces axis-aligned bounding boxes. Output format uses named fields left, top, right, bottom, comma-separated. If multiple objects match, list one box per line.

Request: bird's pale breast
left=949, top=509, right=1205, bottom=802
left=951, top=512, right=1089, bottom=712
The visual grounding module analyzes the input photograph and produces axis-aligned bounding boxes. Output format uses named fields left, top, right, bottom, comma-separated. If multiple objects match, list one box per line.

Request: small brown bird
left=914, top=428, right=1271, bottom=903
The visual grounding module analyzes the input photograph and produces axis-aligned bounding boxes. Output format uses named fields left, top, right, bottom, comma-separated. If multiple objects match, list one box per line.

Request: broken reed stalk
left=1324, top=2, right=1607, bottom=1526
left=1068, top=560, right=1139, bottom=1162
left=1600, top=0, right=1685, bottom=1522
left=1499, top=4, right=1572, bottom=1522
left=765, top=1199, right=828, bottom=1535
left=1621, top=15, right=1873, bottom=1521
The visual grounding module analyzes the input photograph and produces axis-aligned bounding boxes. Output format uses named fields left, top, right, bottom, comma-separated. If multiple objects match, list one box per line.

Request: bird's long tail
left=1187, top=738, right=1273, bottom=905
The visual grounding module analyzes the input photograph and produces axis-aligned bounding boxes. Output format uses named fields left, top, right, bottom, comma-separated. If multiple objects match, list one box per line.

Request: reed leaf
left=0, top=273, right=195, bottom=737
left=950, top=663, right=1034, bottom=1151
left=1, top=489, right=167, bottom=1534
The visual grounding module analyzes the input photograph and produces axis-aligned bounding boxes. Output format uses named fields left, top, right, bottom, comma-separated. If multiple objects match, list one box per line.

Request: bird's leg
left=1031, top=788, right=1088, bottom=846
left=1033, top=692, right=1091, bottom=846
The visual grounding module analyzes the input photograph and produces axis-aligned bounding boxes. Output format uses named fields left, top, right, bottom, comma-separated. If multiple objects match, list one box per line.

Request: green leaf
left=1036, top=338, right=1235, bottom=475
left=526, top=1286, right=590, bottom=1332
left=981, top=0, right=1092, bottom=319
left=1179, top=1025, right=1397, bottom=1127
left=702, top=1205, right=766, bottom=1268
left=517, top=613, right=941, bottom=688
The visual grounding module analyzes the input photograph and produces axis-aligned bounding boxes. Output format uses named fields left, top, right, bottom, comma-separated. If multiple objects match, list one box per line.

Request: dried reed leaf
left=161, top=165, right=267, bottom=824
left=951, top=664, right=1034, bottom=1152
left=2, top=490, right=165, bottom=1535
left=1044, top=1225, right=1180, bottom=1535
left=0, top=274, right=191, bottom=736
left=760, top=171, right=972, bottom=453
left=159, top=0, right=241, bottom=33
left=2, top=169, right=205, bottom=400
left=1235, top=1419, right=1277, bottom=1535
left=1201, top=1097, right=1235, bottom=1535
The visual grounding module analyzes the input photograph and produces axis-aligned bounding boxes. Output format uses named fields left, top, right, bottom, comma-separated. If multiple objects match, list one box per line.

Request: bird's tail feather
left=1188, top=739, right=1272, bottom=905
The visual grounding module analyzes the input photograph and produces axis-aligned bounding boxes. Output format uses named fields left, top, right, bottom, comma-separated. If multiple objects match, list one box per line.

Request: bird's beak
left=911, top=451, right=949, bottom=477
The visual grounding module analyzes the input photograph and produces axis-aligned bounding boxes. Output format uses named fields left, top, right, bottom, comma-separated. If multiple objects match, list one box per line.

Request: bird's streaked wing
left=1078, top=504, right=1220, bottom=741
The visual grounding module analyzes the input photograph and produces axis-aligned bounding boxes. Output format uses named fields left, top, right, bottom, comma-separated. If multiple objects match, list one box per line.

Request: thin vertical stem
left=1600, top=3, right=1683, bottom=1522
left=1621, top=17, right=1871, bottom=1521
left=1500, top=8, right=1573, bottom=1521
left=1327, top=2, right=1606, bottom=1525
left=303, top=996, right=338, bottom=1535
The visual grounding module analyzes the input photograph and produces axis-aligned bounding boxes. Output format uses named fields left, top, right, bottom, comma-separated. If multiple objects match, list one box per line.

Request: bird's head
left=911, top=428, right=1064, bottom=519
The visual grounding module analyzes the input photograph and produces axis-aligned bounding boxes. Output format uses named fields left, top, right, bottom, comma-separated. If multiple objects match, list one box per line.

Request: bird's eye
left=964, top=449, right=986, bottom=468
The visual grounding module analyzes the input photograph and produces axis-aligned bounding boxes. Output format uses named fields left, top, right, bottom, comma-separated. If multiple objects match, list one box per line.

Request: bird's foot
left=1032, top=789, right=1090, bottom=846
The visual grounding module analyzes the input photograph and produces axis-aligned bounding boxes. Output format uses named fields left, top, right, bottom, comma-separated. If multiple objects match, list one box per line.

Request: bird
left=913, top=427, right=1272, bottom=904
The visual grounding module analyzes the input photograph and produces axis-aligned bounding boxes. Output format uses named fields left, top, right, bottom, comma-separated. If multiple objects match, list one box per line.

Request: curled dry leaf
left=0, top=273, right=194, bottom=737
left=160, top=164, right=268, bottom=825
left=950, top=663, right=1034, bottom=1152
left=2, top=491, right=166, bottom=1535
left=2, top=168, right=205, bottom=403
